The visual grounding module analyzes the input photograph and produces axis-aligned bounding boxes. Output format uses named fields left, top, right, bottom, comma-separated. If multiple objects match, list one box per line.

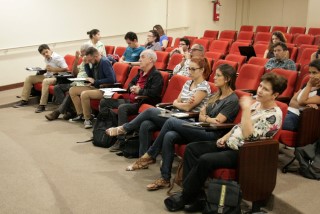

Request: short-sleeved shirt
left=123, top=46, right=145, bottom=62
left=180, top=80, right=211, bottom=112
left=145, top=42, right=162, bottom=51
left=160, top=35, right=169, bottom=46
left=44, top=52, right=68, bottom=76
left=265, top=57, right=296, bottom=71
left=206, top=93, right=239, bottom=123
left=226, top=102, right=282, bottom=150
left=87, top=40, right=107, bottom=57
left=173, top=59, right=190, bottom=76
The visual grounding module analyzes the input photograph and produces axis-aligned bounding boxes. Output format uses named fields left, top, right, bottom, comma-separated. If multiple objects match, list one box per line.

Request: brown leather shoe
left=45, top=110, right=60, bottom=121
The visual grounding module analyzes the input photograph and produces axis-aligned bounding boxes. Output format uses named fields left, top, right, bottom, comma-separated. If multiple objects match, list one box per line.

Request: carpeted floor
left=0, top=88, right=319, bottom=214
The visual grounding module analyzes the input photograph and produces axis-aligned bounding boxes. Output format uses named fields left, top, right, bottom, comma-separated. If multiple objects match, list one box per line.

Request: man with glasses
left=170, top=38, right=190, bottom=58
left=119, top=31, right=145, bottom=66
left=173, top=44, right=205, bottom=76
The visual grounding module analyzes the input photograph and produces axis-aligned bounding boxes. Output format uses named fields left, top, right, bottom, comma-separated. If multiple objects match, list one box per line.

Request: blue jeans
left=149, top=117, right=221, bottom=180
left=282, top=111, right=299, bottom=131
left=122, top=108, right=168, bottom=156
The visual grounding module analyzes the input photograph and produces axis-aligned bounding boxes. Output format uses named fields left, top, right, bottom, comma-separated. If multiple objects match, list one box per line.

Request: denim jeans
left=149, top=117, right=221, bottom=180
left=122, top=108, right=168, bottom=156
left=282, top=111, right=299, bottom=131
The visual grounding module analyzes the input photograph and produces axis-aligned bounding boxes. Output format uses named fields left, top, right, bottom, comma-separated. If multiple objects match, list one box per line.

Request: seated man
left=265, top=41, right=296, bottom=71
left=45, top=43, right=92, bottom=121
left=13, top=44, right=68, bottom=112
left=101, top=49, right=164, bottom=152
left=69, top=47, right=116, bottom=129
left=172, top=44, right=205, bottom=76
left=119, top=31, right=145, bottom=66
left=170, top=37, right=190, bottom=58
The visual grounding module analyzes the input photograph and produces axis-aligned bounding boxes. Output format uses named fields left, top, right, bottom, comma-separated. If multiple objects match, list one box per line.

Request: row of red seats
left=239, top=25, right=320, bottom=36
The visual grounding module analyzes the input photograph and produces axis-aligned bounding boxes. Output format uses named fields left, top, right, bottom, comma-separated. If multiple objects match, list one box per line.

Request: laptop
left=238, top=46, right=256, bottom=60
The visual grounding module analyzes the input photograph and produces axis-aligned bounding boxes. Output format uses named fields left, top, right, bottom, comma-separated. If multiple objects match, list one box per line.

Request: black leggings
left=182, top=141, right=238, bottom=203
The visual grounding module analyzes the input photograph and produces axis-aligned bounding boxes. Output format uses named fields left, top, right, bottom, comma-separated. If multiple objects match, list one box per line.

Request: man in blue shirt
left=265, top=42, right=296, bottom=71
left=119, top=32, right=145, bottom=66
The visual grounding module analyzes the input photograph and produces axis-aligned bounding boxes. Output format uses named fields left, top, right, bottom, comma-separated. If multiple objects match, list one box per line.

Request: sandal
left=106, top=126, right=127, bottom=136
left=147, top=178, right=171, bottom=191
left=125, top=157, right=156, bottom=171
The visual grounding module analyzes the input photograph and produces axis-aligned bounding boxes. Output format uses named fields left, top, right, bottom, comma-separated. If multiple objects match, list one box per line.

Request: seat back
left=204, top=52, right=224, bottom=62
left=202, top=30, right=219, bottom=39
left=159, top=71, right=170, bottom=96
left=253, top=43, right=268, bottom=58
left=293, top=34, right=314, bottom=47
left=193, top=38, right=210, bottom=51
left=225, top=54, right=247, bottom=71
left=307, top=27, right=320, bottom=36
left=161, top=75, right=190, bottom=103
left=114, top=46, right=127, bottom=57
left=112, top=62, right=130, bottom=85
left=166, top=54, right=183, bottom=71
left=255, top=25, right=271, bottom=32
left=271, top=26, right=288, bottom=33
left=236, top=64, right=265, bottom=90
left=64, top=55, right=76, bottom=71
left=105, top=45, right=115, bottom=55
left=272, top=69, right=298, bottom=98
left=287, top=46, right=298, bottom=62
left=123, top=66, right=139, bottom=90
left=155, top=51, right=170, bottom=70
left=247, top=56, right=268, bottom=67
left=289, top=26, right=306, bottom=35
left=284, top=33, right=293, bottom=43
left=240, top=25, right=254, bottom=32
left=296, top=45, right=317, bottom=63
left=208, top=40, right=229, bottom=55
left=236, top=31, right=254, bottom=43
left=229, top=41, right=251, bottom=55
left=297, top=48, right=318, bottom=67
left=254, top=32, right=272, bottom=44
left=209, top=60, right=238, bottom=82
left=167, top=36, right=173, bottom=47
left=219, top=30, right=237, bottom=43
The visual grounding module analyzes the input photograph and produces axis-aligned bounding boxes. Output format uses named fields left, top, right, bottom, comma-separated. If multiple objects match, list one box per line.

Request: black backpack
left=122, top=134, right=140, bottom=159
left=92, top=107, right=118, bottom=148
left=295, top=138, right=320, bottom=180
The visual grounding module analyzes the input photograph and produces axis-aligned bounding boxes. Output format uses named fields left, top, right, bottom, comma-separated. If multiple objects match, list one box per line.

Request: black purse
left=202, top=179, right=242, bottom=214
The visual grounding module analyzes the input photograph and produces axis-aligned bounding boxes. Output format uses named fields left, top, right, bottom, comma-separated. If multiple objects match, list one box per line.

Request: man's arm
left=138, top=71, right=163, bottom=97
left=94, top=60, right=116, bottom=87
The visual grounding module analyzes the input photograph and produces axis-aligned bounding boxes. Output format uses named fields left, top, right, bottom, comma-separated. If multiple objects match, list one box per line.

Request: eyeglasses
left=179, top=43, right=186, bottom=46
left=187, top=67, right=201, bottom=72
left=309, top=71, right=319, bottom=75
left=190, top=48, right=202, bottom=52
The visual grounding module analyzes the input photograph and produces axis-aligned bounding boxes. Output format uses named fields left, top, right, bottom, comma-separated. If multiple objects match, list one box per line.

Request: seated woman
left=142, top=64, right=239, bottom=191
left=106, top=56, right=212, bottom=156
left=145, top=30, right=162, bottom=51
left=86, top=29, right=107, bottom=57
left=263, top=31, right=288, bottom=59
left=164, top=72, right=287, bottom=212
left=153, top=24, right=169, bottom=50
left=282, top=59, right=320, bottom=131
left=69, top=47, right=116, bottom=129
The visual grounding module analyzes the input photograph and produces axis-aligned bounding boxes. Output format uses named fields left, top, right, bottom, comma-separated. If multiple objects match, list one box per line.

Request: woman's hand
left=239, top=96, right=253, bottom=110
left=309, top=74, right=320, bottom=87
left=307, top=103, right=319, bottom=109
left=187, top=95, right=195, bottom=104
left=86, top=77, right=95, bottom=84
left=75, top=50, right=81, bottom=59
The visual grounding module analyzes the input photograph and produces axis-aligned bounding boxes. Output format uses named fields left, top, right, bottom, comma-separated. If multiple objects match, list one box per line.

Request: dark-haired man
left=265, top=42, right=296, bottom=71
left=119, top=31, right=145, bottom=66
left=13, top=44, right=68, bottom=112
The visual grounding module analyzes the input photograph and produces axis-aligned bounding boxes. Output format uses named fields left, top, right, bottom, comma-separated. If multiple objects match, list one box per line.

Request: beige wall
left=0, top=0, right=315, bottom=87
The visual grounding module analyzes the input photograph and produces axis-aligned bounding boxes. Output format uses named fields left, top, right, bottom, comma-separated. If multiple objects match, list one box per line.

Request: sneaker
left=13, top=100, right=28, bottom=108
left=109, top=140, right=121, bottom=152
left=84, top=119, right=92, bottom=129
left=35, top=105, right=45, bottom=113
left=45, top=110, right=60, bottom=121
left=69, top=114, right=84, bottom=122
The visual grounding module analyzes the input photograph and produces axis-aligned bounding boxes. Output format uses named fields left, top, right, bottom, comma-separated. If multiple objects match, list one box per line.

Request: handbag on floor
left=122, top=134, right=140, bottom=159
left=202, top=179, right=242, bottom=214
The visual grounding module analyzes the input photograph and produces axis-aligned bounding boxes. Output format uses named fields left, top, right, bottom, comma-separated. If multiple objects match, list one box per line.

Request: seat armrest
left=238, top=139, right=279, bottom=202
left=99, top=83, right=122, bottom=88
left=134, top=95, right=149, bottom=101
left=156, top=103, right=174, bottom=109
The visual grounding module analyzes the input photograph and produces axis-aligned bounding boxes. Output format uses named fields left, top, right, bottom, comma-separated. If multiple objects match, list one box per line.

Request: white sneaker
left=84, top=120, right=92, bottom=129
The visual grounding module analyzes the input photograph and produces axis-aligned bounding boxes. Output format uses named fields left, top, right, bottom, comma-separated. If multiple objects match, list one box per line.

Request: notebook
left=238, top=46, right=256, bottom=60
left=26, top=67, right=47, bottom=75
